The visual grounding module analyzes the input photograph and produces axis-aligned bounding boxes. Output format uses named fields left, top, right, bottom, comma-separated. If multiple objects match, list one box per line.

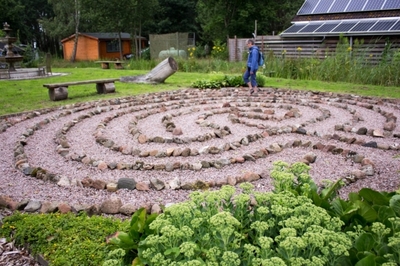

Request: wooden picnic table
left=95, top=61, right=125, bottom=69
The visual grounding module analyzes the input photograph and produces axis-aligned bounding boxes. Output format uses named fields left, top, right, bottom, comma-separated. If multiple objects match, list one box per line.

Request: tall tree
left=130, top=0, right=159, bottom=58
left=83, top=0, right=138, bottom=60
left=196, top=0, right=304, bottom=43
left=41, top=0, right=82, bottom=61
left=196, top=0, right=240, bottom=43
left=1, top=0, right=53, bottom=43
left=145, top=0, right=198, bottom=35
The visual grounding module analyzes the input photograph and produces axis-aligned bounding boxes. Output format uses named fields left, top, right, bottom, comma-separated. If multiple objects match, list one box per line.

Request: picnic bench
left=95, top=61, right=125, bottom=69
left=43, top=78, right=119, bottom=101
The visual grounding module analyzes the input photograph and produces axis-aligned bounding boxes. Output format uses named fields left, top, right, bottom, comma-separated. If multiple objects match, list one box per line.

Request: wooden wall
left=98, top=40, right=131, bottom=60
left=62, top=36, right=132, bottom=61
left=63, top=36, right=99, bottom=61
left=229, top=35, right=400, bottom=65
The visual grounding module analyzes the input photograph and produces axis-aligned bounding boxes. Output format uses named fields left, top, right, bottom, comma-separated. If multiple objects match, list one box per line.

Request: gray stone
left=57, top=176, right=71, bottom=187
left=150, top=178, right=165, bottom=190
left=117, top=178, right=137, bottom=190
left=356, top=127, right=368, bottom=135
left=119, top=203, right=138, bottom=216
left=168, top=178, right=181, bottom=190
left=303, top=152, right=317, bottom=163
left=101, top=197, right=122, bottom=214
left=24, top=200, right=42, bottom=212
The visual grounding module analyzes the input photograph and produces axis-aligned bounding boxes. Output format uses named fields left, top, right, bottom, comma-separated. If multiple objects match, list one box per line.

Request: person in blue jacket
left=243, top=39, right=259, bottom=95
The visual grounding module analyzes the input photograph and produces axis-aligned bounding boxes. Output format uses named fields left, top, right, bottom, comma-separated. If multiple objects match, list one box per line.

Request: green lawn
left=0, top=67, right=399, bottom=117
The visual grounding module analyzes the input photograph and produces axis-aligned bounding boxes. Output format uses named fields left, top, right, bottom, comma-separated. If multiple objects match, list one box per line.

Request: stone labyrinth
left=0, top=87, right=399, bottom=216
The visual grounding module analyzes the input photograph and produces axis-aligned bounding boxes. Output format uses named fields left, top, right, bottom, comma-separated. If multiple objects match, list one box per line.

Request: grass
left=0, top=66, right=399, bottom=117
left=0, top=62, right=399, bottom=265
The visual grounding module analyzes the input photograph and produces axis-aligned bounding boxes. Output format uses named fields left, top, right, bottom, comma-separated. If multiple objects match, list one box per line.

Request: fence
left=149, top=32, right=195, bottom=60
left=229, top=35, right=400, bottom=64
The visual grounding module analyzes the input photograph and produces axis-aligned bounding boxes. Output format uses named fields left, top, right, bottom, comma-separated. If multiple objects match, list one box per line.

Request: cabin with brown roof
left=61, top=32, right=147, bottom=61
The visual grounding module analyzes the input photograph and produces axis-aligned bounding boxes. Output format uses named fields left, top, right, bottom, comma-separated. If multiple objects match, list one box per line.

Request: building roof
left=281, top=0, right=400, bottom=37
left=61, top=32, right=146, bottom=43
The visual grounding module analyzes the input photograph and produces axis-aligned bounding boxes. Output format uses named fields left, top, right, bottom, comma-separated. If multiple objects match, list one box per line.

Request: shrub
left=0, top=212, right=128, bottom=266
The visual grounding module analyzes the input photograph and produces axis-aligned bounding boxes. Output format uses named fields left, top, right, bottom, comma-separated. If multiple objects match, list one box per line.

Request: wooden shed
left=61, top=32, right=146, bottom=61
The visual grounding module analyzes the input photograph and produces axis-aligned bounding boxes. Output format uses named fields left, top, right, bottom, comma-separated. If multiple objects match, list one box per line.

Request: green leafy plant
left=134, top=181, right=352, bottom=265
left=105, top=208, right=158, bottom=265
left=0, top=212, right=128, bottom=266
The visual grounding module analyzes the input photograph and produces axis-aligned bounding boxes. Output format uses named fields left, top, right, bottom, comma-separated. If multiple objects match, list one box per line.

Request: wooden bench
left=95, top=61, right=125, bottom=69
left=43, top=78, right=119, bottom=101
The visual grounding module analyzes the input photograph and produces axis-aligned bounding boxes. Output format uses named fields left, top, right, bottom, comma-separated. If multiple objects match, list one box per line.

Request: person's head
left=246, top=39, right=255, bottom=47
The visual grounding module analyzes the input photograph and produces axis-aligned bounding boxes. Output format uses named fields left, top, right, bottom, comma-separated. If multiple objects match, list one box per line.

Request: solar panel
left=315, top=22, right=340, bottom=32
left=369, top=20, right=397, bottom=31
left=298, top=0, right=319, bottom=15
left=363, top=0, right=385, bottom=11
left=346, top=0, right=367, bottom=12
left=299, top=23, right=324, bottom=33
left=383, top=0, right=400, bottom=9
left=331, top=21, right=358, bottom=32
left=350, top=21, right=376, bottom=32
left=313, top=0, right=333, bottom=14
left=391, top=21, right=400, bottom=31
left=283, top=24, right=307, bottom=33
left=329, top=0, right=349, bottom=13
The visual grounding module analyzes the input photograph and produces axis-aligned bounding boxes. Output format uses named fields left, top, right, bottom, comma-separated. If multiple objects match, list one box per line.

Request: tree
left=196, top=0, right=241, bottom=43
left=145, top=0, right=198, bottom=34
left=41, top=0, right=82, bottom=61
left=196, top=0, right=304, bottom=43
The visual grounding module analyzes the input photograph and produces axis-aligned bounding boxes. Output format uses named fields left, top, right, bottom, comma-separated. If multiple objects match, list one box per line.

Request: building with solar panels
left=229, top=0, right=400, bottom=63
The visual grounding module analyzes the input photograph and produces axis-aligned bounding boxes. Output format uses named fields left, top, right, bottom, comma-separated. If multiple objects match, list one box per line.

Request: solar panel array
left=298, top=0, right=400, bottom=15
left=282, top=19, right=400, bottom=35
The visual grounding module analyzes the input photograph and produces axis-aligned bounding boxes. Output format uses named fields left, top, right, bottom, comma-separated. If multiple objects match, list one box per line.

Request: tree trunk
left=120, top=57, right=178, bottom=84
left=118, top=32, right=123, bottom=60
left=70, top=0, right=80, bottom=62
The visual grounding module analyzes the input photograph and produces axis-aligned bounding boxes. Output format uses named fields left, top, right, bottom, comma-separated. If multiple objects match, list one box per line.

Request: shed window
left=106, top=41, right=120, bottom=53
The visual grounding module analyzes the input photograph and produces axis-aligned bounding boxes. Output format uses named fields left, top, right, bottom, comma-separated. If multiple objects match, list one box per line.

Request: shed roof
left=281, top=0, right=400, bottom=37
left=61, top=32, right=146, bottom=43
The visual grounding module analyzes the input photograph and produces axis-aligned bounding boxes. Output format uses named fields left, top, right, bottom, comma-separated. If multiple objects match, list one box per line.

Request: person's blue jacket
left=247, top=45, right=259, bottom=72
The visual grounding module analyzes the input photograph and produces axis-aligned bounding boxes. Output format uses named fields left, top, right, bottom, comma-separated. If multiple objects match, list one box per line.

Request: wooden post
left=49, top=87, right=68, bottom=101
left=120, top=57, right=178, bottom=84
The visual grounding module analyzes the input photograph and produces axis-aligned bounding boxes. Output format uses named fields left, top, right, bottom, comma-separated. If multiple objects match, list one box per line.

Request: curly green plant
left=0, top=212, right=128, bottom=266
left=136, top=182, right=352, bottom=265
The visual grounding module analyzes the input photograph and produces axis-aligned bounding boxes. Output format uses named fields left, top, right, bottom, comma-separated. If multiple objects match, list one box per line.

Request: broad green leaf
left=355, top=254, right=376, bottom=266
left=389, top=194, right=400, bottom=216
left=320, top=179, right=343, bottom=200
left=349, top=192, right=361, bottom=202
left=376, top=205, right=396, bottom=223
left=355, top=233, right=376, bottom=252
left=116, top=231, right=137, bottom=250
left=164, top=247, right=180, bottom=258
left=375, top=243, right=390, bottom=257
left=359, top=188, right=389, bottom=206
left=356, top=201, right=378, bottom=222
left=331, top=198, right=349, bottom=216
left=130, top=208, right=146, bottom=233
left=132, top=256, right=144, bottom=266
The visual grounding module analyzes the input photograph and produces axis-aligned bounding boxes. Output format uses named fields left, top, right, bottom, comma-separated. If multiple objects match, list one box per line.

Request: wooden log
left=120, top=57, right=178, bottom=84
left=96, top=82, right=116, bottom=94
left=49, top=87, right=68, bottom=101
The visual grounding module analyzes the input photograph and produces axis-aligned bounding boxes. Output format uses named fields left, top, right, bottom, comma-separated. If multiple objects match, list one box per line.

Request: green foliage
left=105, top=208, right=158, bottom=265
left=191, top=74, right=244, bottom=89
left=0, top=212, right=129, bottom=265
left=211, top=42, right=228, bottom=60
left=265, top=36, right=400, bottom=87
left=134, top=182, right=351, bottom=265
left=191, top=74, right=267, bottom=89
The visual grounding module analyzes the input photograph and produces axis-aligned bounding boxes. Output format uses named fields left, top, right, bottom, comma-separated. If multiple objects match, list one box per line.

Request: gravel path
left=0, top=87, right=399, bottom=211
